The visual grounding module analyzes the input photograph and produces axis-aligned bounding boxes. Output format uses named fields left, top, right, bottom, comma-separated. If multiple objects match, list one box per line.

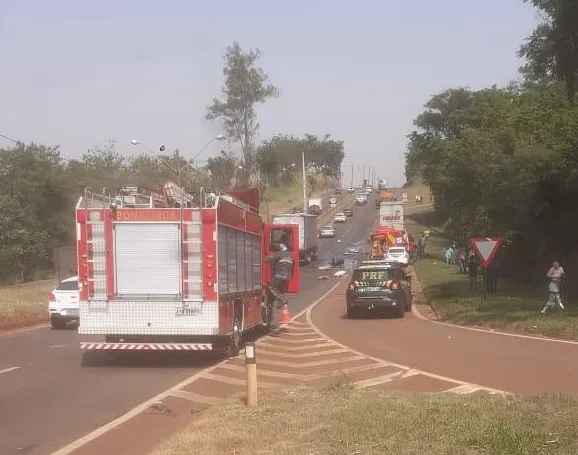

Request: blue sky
left=0, top=1, right=539, bottom=186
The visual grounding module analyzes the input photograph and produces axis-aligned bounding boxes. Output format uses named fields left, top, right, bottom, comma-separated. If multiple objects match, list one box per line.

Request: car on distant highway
left=333, top=212, right=347, bottom=223
left=355, top=193, right=368, bottom=205
left=345, top=261, right=412, bottom=318
left=343, top=208, right=353, bottom=217
left=385, top=246, right=410, bottom=265
left=319, top=225, right=336, bottom=238
left=48, top=275, right=79, bottom=329
left=347, top=187, right=355, bottom=193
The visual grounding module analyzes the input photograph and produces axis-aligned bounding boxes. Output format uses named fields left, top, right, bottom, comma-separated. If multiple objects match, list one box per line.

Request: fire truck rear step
left=80, top=342, right=213, bottom=351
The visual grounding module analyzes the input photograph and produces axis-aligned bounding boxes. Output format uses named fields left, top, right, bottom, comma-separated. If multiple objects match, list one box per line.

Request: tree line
left=405, top=0, right=578, bottom=281
left=0, top=42, right=344, bottom=283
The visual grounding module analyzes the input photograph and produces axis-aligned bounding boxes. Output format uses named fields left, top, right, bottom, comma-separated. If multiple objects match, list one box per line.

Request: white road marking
left=411, top=292, right=578, bottom=346
left=445, top=384, right=480, bottom=395
left=354, top=371, right=405, bottom=389
left=0, top=366, right=20, bottom=375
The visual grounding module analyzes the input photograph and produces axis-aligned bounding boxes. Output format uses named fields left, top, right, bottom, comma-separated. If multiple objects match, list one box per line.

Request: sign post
left=470, top=237, right=503, bottom=298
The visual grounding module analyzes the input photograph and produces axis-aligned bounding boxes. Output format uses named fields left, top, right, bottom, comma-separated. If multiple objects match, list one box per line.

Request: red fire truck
left=75, top=187, right=300, bottom=357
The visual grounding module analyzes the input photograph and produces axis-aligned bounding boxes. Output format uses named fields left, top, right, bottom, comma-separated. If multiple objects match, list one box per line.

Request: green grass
left=264, top=175, right=336, bottom=219
left=150, top=385, right=578, bottom=455
left=0, top=280, right=53, bottom=330
left=404, top=181, right=578, bottom=340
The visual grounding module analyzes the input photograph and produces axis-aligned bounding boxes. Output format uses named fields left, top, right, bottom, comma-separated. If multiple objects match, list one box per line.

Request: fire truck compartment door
left=114, top=223, right=182, bottom=295
left=263, top=223, right=300, bottom=293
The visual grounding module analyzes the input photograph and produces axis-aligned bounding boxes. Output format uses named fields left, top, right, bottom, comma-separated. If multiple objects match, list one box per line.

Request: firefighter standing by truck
left=265, top=241, right=295, bottom=309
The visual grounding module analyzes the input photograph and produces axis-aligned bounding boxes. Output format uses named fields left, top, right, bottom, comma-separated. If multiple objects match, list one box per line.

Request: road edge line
left=412, top=302, right=578, bottom=346
left=305, top=281, right=509, bottom=395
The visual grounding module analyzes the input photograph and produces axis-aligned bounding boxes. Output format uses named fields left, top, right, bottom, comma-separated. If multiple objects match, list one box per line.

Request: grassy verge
left=404, top=180, right=578, bottom=341
left=150, top=385, right=578, bottom=455
left=0, top=280, right=54, bottom=330
left=266, top=175, right=336, bottom=218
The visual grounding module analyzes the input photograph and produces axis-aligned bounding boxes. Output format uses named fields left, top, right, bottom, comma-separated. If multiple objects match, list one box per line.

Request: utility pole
left=350, top=164, right=353, bottom=189
left=302, top=150, right=307, bottom=213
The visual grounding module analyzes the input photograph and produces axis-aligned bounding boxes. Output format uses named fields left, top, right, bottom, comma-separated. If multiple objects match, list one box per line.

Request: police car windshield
left=352, top=268, right=395, bottom=282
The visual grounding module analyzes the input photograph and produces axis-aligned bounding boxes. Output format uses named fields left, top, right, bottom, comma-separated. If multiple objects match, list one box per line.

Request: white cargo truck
left=379, top=201, right=404, bottom=230
left=329, top=196, right=337, bottom=209
left=307, top=197, right=323, bottom=216
left=272, top=213, right=319, bottom=265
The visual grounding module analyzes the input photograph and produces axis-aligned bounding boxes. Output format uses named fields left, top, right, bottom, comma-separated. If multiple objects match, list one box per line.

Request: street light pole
left=302, top=150, right=307, bottom=213
left=190, top=134, right=226, bottom=168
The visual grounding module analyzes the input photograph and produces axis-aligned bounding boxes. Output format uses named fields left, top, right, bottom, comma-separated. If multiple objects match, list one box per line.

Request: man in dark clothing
left=468, top=255, right=478, bottom=293
left=265, top=243, right=295, bottom=309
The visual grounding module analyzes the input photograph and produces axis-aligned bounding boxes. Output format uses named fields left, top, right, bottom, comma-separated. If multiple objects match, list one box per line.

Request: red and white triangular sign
left=470, top=237, right=502, bottom=268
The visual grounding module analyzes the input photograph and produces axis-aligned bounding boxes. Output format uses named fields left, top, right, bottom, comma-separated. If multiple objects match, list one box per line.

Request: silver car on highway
left=319, top=225, right=336, bottom=238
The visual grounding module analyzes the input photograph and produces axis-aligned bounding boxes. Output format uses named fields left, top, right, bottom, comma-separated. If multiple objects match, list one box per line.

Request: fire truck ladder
left=82, top=188, right=111, bottom=301
left=182, top=212, right=203, bottom=302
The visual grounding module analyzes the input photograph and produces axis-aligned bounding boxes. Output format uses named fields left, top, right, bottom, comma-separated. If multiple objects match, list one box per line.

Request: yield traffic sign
left=470, top=237, right=502, bottom=268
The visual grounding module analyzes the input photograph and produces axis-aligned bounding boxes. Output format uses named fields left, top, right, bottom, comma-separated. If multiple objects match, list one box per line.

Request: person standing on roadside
left=541, top=261, right=565, bottom=314
left=417, top=234, right=426, bottom=260
left=444, top=245, right=454, bottom=266
left=424, top=228, right=430, bottom=244
left=459, top=248, right=467, bottom=274
left=468, top=255, right=478, bottom=292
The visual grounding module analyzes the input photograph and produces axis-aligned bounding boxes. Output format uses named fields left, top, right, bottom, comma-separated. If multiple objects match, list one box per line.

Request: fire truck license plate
left=175, top=306, right=201, bottom=316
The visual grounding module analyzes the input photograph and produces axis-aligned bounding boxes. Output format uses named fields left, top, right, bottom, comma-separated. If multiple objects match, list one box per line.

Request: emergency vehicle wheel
left=261, top=297, right=274, bottom=332
left=226, top=311, right=242, bottom=358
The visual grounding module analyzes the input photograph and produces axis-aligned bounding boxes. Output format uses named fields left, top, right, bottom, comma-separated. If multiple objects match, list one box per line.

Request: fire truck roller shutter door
left=114, top=223, right=181, bottom=295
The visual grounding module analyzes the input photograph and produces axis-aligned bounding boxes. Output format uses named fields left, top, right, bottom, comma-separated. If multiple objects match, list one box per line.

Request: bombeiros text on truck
left=75, top=185, right=300, bottom=358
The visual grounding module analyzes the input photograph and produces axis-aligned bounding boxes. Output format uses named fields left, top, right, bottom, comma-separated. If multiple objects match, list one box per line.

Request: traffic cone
left=280, top=303, right=291, bottom=324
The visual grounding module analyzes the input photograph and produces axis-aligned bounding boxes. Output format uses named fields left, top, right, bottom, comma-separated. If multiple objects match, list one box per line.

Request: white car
left=355, top=194, right=368, bottom=205
left=48, top=275, right=79, bottom=329
left=385, top=247, right=410, bottom=265
left=319, top=225, right=336, bottom=238
left=333, top=212, right=347, bottom=223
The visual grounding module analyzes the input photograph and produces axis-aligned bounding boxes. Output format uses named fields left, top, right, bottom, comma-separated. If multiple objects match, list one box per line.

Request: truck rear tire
left=50, top=316, right=67, bottom=330
left=261, top=294, right=274, bottom=332
left=227, top=303, right=243, bottom=358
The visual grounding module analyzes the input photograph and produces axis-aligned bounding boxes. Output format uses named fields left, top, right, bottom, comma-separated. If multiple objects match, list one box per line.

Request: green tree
left=206, top=42, right=279, bottom=181
left=0, top=143, right=69, bottom=281
left=255, top=134, right=345, bottom=185
left=518, top=0, right=578, bottom=102
left=206, top=151, right=238, bottom=190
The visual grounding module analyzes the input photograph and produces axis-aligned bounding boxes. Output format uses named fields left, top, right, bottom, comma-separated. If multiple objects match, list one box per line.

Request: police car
left=345, top=260, right=413, bottom=318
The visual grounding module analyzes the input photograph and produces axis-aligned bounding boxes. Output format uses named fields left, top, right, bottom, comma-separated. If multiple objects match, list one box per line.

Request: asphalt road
left=0, top=192, right=379, bottom=455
